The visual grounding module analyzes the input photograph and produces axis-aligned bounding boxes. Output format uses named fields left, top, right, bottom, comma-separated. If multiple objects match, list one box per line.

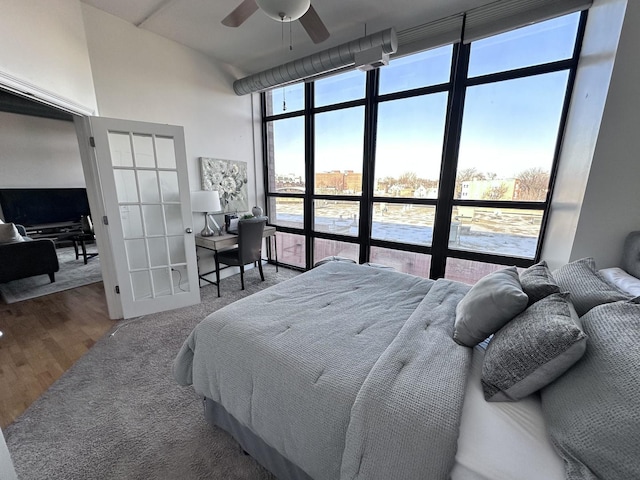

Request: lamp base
left=201, top=214, right=215, bottom=237
left=208, top=214, right=222, bottom=235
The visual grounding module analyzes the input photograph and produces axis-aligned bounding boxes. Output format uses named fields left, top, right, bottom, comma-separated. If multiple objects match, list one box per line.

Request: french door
left=89, top=117, right=199, bottom=318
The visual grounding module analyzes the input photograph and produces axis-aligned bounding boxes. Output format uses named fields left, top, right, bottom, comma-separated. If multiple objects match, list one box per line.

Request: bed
left=174, top=240, right=640, bottom=480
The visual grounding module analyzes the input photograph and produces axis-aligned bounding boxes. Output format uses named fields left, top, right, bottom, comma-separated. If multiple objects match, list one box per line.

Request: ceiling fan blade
left=299, top=5, right=330, bottom=44
left=222, top=0, right=259, bottom=27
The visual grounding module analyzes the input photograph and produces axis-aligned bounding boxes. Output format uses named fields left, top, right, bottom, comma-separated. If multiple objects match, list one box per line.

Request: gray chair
left=214, top=217, right=267, bottom=297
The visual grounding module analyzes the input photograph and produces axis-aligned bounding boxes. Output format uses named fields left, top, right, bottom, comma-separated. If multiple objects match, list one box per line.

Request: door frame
left=1, top=79, right=203, bottom=320
left=0, top=78, right=126, bottom=318
left=74, top=116, right=123, bottom=319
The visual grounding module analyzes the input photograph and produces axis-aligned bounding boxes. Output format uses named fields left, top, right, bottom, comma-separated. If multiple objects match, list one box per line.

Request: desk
left=195, top=225, right=278, bottom=290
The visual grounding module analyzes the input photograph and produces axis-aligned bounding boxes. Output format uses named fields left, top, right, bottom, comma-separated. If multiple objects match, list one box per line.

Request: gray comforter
left=174, top=261, right=472, bottom=480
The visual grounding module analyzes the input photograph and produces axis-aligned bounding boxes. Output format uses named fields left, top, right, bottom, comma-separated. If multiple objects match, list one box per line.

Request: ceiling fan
left=222, top=0, right=330, bottom=44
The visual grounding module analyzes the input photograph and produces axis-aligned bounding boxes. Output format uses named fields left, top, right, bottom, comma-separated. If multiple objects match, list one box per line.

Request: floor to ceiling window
left=263, top=10, right=586, bottom=282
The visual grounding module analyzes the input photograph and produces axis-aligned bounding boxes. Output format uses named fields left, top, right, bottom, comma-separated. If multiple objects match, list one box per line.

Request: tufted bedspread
left=174, top=261, right=473, bottom=480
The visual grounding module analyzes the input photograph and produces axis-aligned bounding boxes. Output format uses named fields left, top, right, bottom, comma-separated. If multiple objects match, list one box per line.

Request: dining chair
left=214, top=217, right=267, bottom=296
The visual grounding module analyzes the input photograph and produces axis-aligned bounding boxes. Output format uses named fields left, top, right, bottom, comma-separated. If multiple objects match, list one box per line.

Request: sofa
left=0, top=223, right=59, bottom=284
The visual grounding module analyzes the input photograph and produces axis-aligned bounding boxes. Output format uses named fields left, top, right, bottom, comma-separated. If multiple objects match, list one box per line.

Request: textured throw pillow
left=453, top=266, right=529, bottom=347
left=0, top=222, right=25, bottom=244
left=482, top=292, right=587, bottom=402
left=541, top=301, right=640, bottom=480
left=553, top=257, right=629, bottom=316
left=519, top=261, right=560, bottom=305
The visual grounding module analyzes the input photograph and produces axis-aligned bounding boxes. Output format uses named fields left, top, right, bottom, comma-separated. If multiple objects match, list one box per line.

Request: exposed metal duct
left=233, top=28, right=398, bottom=95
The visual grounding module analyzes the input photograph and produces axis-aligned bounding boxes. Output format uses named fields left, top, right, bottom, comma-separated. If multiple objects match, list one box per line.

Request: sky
left=268, top=12, right=580, bottom=182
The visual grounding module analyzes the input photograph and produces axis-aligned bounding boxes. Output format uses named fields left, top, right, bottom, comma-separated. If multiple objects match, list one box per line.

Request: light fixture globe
left=256, top=0, right=310, bottom=21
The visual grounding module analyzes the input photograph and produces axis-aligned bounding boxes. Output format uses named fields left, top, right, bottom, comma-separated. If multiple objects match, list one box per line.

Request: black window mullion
left=465, top=57, right=575, bottom=88
left=312, top=98, right=366, bottom=115
left=304, top=82, right=314, bottom=269
left=358, top=69, right=379, bottom=264
left=261, top=93, right=270, bottom=213
left=430, top=42, right=470, bottom=279
left=453, top=199, right=547, bottom=210
left=446, top=249, right=533, bottom=269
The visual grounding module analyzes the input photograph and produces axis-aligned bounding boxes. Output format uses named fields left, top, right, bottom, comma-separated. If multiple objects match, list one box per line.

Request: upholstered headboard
left=621, top=231, right=640, bottom=278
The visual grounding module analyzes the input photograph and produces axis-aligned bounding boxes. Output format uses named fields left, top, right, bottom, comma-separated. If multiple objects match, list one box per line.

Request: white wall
left=0, top=0, right=97, bottom=114
left=81, top=4, right=258, bottom=206
left=542, top=0, right=631, bottom=269
left=0, top=112, right=85, bottom=188
left=81, top=4, right=262, bottom=280
left=569, top=0, right=640, bottom=267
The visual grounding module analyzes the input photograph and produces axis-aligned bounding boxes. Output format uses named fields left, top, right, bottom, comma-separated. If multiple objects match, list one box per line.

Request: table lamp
left=191, top=190, right=222, bottom=236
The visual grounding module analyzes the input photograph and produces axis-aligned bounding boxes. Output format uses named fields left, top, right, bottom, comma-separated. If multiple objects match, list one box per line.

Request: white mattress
left=451, top=345, right=566, bottom=480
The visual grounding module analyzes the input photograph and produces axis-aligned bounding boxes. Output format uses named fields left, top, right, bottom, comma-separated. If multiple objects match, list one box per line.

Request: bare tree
left=376, top=176, right=396, bottom=193
left=330, top=175, right=344, bottom=193
left=421, top=178, right=439, bottom=189
left=377, top=173, right=439, bottom=196
left=482, top=182, right=510, bottom=200
left=458, top=167, right=485, bottom=181
left=398, top=171, right=418, bottom=188
left=516, top=167, right=550, bottom=201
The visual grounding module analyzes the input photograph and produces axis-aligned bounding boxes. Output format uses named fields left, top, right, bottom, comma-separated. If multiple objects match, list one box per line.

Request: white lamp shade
left=191, top=190, right=222, bottom=213
left=256, top=0, right=310, bottom=21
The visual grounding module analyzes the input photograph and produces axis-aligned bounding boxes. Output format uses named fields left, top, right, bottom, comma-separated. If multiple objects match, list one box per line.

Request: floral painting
left=200, top=157, right=249, bottom=213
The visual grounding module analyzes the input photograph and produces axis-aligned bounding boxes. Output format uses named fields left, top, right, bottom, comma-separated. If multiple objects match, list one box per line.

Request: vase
left=252, top=206, right=263, bottom=217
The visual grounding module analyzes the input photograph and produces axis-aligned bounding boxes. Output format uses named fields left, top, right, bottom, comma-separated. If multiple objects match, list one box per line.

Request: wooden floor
left=0, top=282, right=116, bottom=429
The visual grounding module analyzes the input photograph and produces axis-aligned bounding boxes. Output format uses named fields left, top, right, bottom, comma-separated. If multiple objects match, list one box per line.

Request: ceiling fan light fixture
left=256, top=0, right=311, bottom=21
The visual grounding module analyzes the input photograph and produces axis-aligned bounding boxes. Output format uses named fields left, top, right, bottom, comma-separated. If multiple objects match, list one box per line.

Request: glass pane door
left=91, top=117, right=199, bottom=318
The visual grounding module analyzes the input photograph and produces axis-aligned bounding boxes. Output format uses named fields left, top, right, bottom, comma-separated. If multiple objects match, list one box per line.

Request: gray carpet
left=0, top=246, right=102, bottom=304
left=4, top=264, right=300, bottom=480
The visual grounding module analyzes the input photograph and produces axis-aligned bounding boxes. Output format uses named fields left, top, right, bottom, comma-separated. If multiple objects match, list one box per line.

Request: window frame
left=262, top=10, right=588, bottom=276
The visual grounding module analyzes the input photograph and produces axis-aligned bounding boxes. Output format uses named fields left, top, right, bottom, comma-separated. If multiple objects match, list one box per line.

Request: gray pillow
left=621, top=230, right=640, bottom=279
left=553, top=257, right=629, bottom=316
left=0, top=223, right=25, bottom=244
left=314, top=256, right=357, bottom=267
left=453, top=266, right=529, bottom=347
left=519, top=260, right=560, bottom=305
left=362, top=262, right=395, bottom=271
left=482, top=292, right=587, bottom=402
left=541, top=301, right=640, bottom=480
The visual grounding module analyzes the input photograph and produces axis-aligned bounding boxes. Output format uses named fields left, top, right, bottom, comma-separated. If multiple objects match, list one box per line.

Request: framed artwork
left=200, top=157, right=249, bottom=213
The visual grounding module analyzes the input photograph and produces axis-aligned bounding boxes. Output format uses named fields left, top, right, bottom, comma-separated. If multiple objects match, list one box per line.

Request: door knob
left=185, top=228, right=193, bottom=234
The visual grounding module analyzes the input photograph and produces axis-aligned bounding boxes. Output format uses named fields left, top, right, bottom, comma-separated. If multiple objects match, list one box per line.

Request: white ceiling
left=80, top=0, right=493, bottom=77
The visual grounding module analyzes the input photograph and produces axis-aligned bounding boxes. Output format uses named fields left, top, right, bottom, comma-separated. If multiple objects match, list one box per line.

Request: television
left=0, top=188, right=90, bottom=227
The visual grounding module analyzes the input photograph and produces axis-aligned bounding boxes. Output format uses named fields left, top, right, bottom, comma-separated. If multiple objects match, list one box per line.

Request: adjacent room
left=1, top=0, right=638, bottom=478
left=0, top=92, right=103, bottom=303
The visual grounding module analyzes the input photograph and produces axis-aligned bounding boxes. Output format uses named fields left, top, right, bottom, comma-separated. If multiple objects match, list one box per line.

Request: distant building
left=460, top=179, right=518, bottom=201
left=414, top=185, right=438, bottom=198
left=315, top=170, right=362, bottom=193
left=275, top=173, right=304, bottom=191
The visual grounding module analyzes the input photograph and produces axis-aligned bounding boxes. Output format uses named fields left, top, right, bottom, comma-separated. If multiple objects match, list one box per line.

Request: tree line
left=455, top=167, right=550, bottom=201
left=377, top=167, right=550, bottom=202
